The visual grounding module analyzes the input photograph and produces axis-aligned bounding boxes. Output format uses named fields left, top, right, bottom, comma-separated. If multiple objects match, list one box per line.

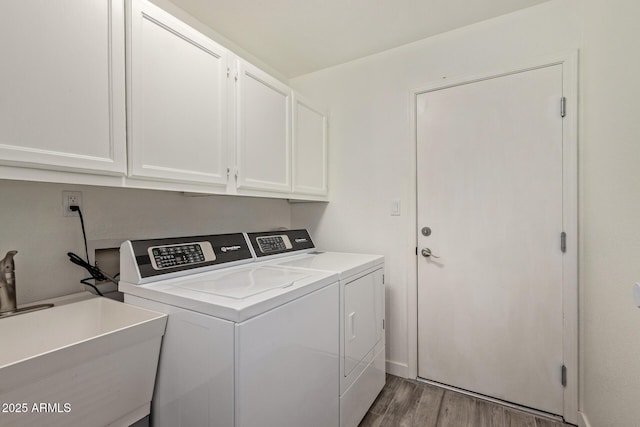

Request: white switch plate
left=391, top=199, right=401, bottom=216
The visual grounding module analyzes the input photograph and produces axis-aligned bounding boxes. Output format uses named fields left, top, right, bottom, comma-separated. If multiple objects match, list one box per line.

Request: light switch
left=391, top=199, right=401, bottom=216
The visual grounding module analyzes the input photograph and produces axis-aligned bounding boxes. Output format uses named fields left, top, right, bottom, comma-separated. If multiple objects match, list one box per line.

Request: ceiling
left=168, top=0, right=551, bottom=78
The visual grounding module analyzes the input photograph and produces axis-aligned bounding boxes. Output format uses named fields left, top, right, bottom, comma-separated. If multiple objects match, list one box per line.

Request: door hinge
left=415, top=247, right=418, bottom=256
left=560, top=97, right=567, bottom=118
left=382, top=319, right=385, bottom=330
left=561, top=232, right=567, bottom=253
left=561, top=364, right=567, bottom=387
left=226, top=67, right=230, bottom=78
left=382, top=274, right=385, bottom=284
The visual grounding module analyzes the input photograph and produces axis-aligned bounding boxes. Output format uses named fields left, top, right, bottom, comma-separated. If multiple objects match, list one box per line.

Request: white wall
left=579, top=1, right=640, bottom=426
left=0, top=180, right=290, bottom=304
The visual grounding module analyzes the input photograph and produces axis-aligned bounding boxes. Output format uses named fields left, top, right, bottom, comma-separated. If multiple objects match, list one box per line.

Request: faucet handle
left=0, top=250, right=17, bottom=314
left=1, top=250, right=17, bottom=273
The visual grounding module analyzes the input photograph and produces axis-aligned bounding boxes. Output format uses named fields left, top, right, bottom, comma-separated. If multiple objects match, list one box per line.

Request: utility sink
left=0, top=294, right=167, bottom=427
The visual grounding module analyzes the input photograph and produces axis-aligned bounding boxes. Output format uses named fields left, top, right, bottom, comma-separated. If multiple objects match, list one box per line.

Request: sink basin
left=0, top=296, right=167, bottom=427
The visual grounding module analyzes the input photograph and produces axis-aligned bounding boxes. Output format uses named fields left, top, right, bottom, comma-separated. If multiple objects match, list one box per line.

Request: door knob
left=421, top=248, right=440, bottom=258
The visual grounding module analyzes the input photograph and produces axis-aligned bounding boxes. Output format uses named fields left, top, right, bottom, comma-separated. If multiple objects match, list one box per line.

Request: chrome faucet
left=0, top=250, right=18, bottom=314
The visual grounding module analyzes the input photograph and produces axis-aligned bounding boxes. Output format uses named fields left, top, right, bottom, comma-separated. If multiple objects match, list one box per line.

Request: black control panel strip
left=132, top=233, right=253, bottom=279
left=246, top=229, right=315, bottom=258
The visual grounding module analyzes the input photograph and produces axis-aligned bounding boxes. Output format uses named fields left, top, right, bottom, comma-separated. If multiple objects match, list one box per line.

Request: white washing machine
left=245, top=230, right=385, bottom=427
left=118, top=232, right=339, bottom=427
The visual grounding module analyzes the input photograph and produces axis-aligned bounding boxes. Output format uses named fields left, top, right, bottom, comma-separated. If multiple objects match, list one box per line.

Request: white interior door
left=416, top=65, right=565, bottom=415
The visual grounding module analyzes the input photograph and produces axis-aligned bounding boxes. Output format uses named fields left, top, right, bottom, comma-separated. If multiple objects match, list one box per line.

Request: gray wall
left=0, top=180, right=290, bottom=304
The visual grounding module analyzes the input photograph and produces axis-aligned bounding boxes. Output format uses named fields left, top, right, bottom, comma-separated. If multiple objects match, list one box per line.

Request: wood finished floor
left=359, top=375, right=574, bottom=427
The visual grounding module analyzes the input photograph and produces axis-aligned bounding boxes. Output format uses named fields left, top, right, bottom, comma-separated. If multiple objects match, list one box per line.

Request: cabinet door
left=128, top=0, right=229, bottom=185
left=0, top=0, right=126, bottom=175
left=236, top=60, right=292, bottom=193
left=292, top=94, right=328, bottom=196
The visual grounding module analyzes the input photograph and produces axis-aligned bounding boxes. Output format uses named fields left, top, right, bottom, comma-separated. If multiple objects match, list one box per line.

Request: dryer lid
left=271, top=252, right=384, bottom=280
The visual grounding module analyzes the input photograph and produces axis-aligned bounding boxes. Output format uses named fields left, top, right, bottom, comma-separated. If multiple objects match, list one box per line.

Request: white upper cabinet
left=0, top=1, right=328, bottom=200
left=0, top=0, right=126, bottom=175
left=235, top=60, right=292, bottom=193
left=127, top=0, right=229, bottom=186
left=292, top=94, right=328, bottom=197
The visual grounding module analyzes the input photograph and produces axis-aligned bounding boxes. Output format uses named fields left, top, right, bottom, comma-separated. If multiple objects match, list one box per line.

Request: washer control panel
left=128, top=233, right=253, bottom=280
left=148, top=241, right=215, bottom=270
left=256, top=235, right=293, bottom=254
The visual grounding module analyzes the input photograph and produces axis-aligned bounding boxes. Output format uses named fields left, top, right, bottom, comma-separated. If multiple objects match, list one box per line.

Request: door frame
left=406, top=50, right=578, bottom=424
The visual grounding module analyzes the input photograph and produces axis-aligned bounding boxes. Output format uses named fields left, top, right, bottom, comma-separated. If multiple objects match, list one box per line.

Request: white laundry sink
left=0, top=294, right=167, bottom=427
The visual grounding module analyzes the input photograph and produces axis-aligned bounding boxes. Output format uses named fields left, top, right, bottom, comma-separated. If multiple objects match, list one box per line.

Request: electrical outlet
left=63, top=191, right=82, bottom=217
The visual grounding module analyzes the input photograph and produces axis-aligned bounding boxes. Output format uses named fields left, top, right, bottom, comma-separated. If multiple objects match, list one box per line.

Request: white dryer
left=246, top=230, right=385, bottom=427
left=118, top=232, right=339, bottom=427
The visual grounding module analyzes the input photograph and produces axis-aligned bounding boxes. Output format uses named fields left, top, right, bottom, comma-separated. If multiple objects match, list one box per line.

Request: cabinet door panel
left=128, top=0, right=228, bottom=185
left=293, top=94, right=328, bottom=196
left=236, top=61, right=291, bottom=193
left=0, top=0, right=126, bottom=174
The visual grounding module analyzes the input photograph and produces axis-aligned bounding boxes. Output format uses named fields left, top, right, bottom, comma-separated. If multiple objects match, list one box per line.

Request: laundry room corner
left=5, top=0, right=640, bottom=425
left=290, top=0, right=581, bottom=385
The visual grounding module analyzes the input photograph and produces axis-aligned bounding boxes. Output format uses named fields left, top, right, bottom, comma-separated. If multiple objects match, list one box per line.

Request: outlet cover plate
left=63, top=191, right=82, bottom=217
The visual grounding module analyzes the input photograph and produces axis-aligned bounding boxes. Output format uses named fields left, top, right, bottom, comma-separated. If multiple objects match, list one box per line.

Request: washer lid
left=119, top=264, right=338, bottom=322
left=270, top=252, right=384, bottom=280
left=179, top=266, right=311, bottom=299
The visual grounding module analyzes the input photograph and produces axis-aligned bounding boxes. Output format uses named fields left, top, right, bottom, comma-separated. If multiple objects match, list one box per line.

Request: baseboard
left=386, top=360, right=409, bottom=378
left=578, top=411, right=591, bottom=427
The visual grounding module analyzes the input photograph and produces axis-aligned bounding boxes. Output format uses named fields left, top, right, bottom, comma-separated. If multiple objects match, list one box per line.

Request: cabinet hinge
left=226, top=167, right=230, bottom=179
left=226, top=67, right=230, bottom=78
left=561, top=365, right=567, bottom=387
left=382, top=274, right=385, bottom=284
left=560, top=97, right=566, bottom=118
left=561, top=232, right=567, bottom=253
left=382, top=319, right=385, bottom=330
left=234, top=73, right=238, bottom=83
left=415, top=247, right=418, bottom=256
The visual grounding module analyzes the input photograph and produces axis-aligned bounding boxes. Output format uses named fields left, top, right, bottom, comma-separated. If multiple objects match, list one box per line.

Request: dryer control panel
left=247, top=229, right=315, bottom=257
left=255, top=235, right=293, bottom=254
